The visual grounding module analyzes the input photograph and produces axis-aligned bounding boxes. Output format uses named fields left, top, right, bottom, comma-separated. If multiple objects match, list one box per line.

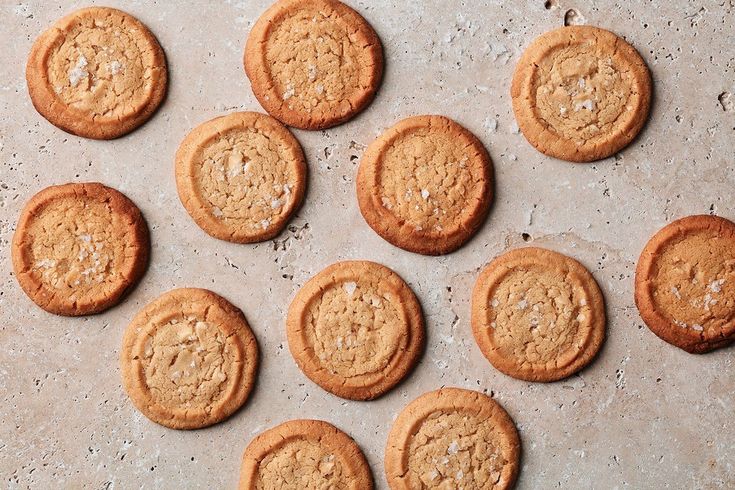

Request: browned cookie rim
left=239, top=419, right=374, bottom=489
left=471, top=247, right=606, bottom=382
left=11, top=182, right=149, bottom=316
left=120, top=288, right=259, bottom=430
left=244, top=0, right=383, bottom=130
left=26, top=6, right=167, bottom=140
left=287, top=260, right=425, bottom=400
left=357, top=115, right=494, bottom=256
left=511, top=25, right=651, bottom=162
left=384, top=387, right=521, bottom=490
left=175, top=111, right=307, bottom=244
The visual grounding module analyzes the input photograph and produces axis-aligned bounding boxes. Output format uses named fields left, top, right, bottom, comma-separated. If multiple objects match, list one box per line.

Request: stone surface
left=1, top=0, right=734, bottom=488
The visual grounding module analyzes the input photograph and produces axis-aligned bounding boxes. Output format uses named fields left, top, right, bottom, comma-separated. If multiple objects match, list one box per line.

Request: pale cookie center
left=407, top=412, right=509, bottom=488
left=257, top=440, right=345, bottom=489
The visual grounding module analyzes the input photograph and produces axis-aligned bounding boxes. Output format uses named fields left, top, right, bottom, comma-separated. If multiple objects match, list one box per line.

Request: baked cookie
left=287, top=261, right=424, bottom=400
left=175, top=111, right=307, bottom=243
left=385, top=387, right=520, bottom=489
left=239, top=419, right=373, bottom=489
left=511, top=26, right=651, bottom=162
left=244, top=0, right=383, bottom=130
left=635, top=215, right=735, bottom=353
left=471, top=247, right=605, bottom=382
left=26, top=7, right=167, bottom=139
left=357, top=115, right=493, bottom=256
left=12, top=182, right=149, bottom=316
left=120, top=288, right=258, bottom=429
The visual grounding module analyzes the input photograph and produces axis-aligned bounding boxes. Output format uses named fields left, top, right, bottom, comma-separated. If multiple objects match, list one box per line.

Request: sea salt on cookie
left=175, top=112, right=307, bottom=243
left=357, top=115, right=494, bottom=256
left=244, top=0, right=383, bottom=130
left=385, top=387, right=520, bottom=489
left=26, top=7, right=167, bottom=139
left=471, top=247, right=606, bottom=382
left=511, top=26, right=651, bottom=162
left=635, top=215, right=735, bottom=353
left=120, top=288, right=259, bottom=430
left=239, top=419, right=373, bottom=489
left=11, top=183, right=149, bottom=316
left=287, top=261, right=424, bottom=400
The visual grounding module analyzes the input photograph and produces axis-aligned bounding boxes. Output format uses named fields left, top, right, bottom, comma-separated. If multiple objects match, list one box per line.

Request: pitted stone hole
left=718, top=91, right=733, bottom=112
left=544, top=0, right=558, bottom=9
left=564, top=9, right=586, bottom=26
left=521, top=232, right=532, bottom=242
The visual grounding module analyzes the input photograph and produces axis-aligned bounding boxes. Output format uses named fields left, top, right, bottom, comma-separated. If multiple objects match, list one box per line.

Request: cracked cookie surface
left=176, top=111, right=307, bottom=243
left=239, top=419, right=373, bottom=489
left=244, top=0, right=383, bottom=130
left=385, top=388, right=520, bottom=490
left=287, top=261, right=424, bottom=400
left=357, top=115, right=493, bottom=256
left=11, top=182, right=149, bottom=316
left=120, top=288, right=258, bottom=429
left=635, top=215, right=735, bottom=353
left=26, top=7, right=167, bottom=139
left=511, top=26, right=651, bottom=162
left=471, top=247, right=605, bottom=382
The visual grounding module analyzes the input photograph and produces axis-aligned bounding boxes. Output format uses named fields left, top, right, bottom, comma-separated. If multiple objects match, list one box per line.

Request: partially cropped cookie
left=12, top=183, right=149, bottom=316
left=120, top=288, right=258, bottom=429
left=511, top=26, right=651, bottom=162
left=635, top=215, right=735, bottom=353
left=175, top=112, right=307, bottom=243
left=471, top=247, right=605, bottom=382
left=357, top=115, right=493, bottom=255
left=385, top=387, right=520, bottom=489
left=239, top=419, right=373, bottom=489
left=244, top=0, right=383, bottom=130
left=26, top=7, right=167, bottom=139
left=287, top=261, right=424, bottom=400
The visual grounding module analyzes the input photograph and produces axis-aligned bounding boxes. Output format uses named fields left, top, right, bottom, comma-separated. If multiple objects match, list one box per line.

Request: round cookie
left=287, top=261, right=424, bottom=400
left=511, top=26, right=651, bottom=162
left=239, top=419, right=373, bottom=489
left=175, top=111, right=307, bottom=243
left=357, top=115, right=493, bottom=256
left=120, top=288, right=258, bottom=430
left=11, top=182, right=149, bottom=316
left=385, top=387, right=520, bottom=489
left=244, top=0, right=383, bottom=130
left=471, top=247, right=605, bottom=382
left=26, top=7, right=167, bottom=139
left=635, top=215, right=735, bottom=353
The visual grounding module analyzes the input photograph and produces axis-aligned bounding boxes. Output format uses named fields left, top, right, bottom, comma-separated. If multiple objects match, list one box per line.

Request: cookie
left=11, top=182, right=149, bottom=316
left=511, top=26, right=651, bottom=162
left=471, top=247, right=605, bottom=382
left=287, top=261, right=424, bottom=400
left=357, top=115, right=493, bottom=256
left=175, top=111, right=307, bottom=243
left=120, top=288, right=258, bottom=430
left=244, top=0, right=383, bottom=130
left=635, top=215, right=735, bottom=353
left=26, top=7, right=167, bottom=139
left=385, top=387, right=520, bottom=489
left=239, top=419, right=373, bottom=489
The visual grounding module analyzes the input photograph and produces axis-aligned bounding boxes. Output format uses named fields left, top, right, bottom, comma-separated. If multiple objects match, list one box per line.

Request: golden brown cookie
left=635, top=215, right=735, bottom=353
left=511, top=26, right=651, bottom=162
left=357, top=115, right=493, bottom=256
left=26, top=7, right=167, bottom=139
left=175, top=111, right=307, bottom=243
left=287, top=261, right=424, bottom=400
left=471, top=247, right=605, bottom=382
left=244, top=0, right=383, bottom=130
left=239, top=419, right=373, bottom=489
left=11, top=182, right=149, bottom=316
left=385, top=387, right=520, bottom=489
left=120, top=288, right=258, bottom=430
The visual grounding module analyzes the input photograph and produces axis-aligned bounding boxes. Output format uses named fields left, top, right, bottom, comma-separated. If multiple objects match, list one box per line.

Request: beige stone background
left=1, top=0, right=734, bottom=488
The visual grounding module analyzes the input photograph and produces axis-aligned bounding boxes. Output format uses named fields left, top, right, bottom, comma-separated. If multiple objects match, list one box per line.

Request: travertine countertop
left=1, top=0, right=734, bottom=488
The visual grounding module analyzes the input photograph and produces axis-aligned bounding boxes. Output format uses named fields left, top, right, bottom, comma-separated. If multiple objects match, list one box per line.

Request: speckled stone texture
left=1, top=1, right=734, bottom=488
